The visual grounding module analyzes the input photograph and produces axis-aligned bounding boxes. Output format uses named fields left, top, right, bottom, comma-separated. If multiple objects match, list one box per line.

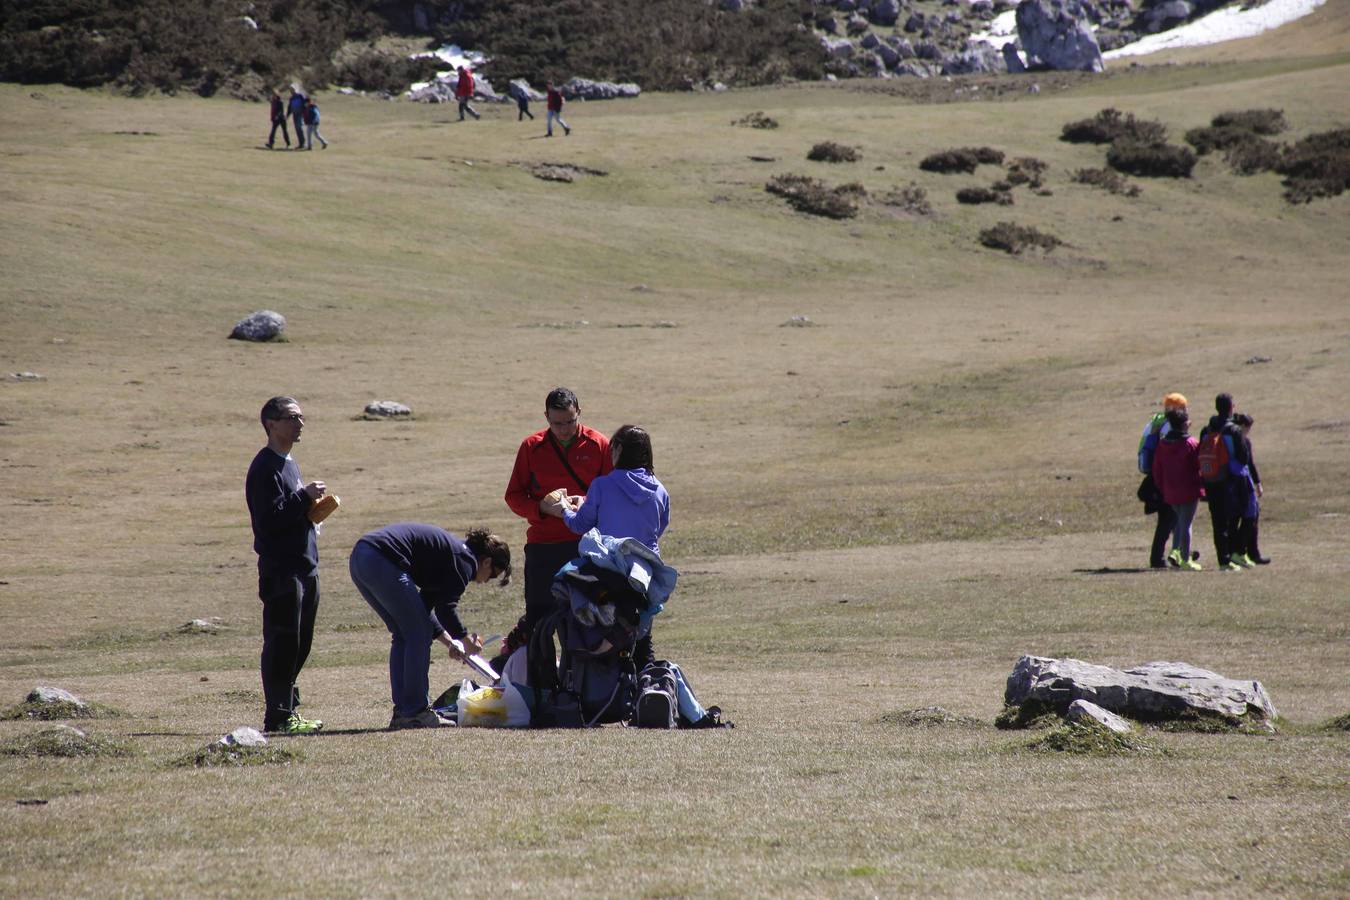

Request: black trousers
left=1150, top=504, right=1176, bottom=566
left=493, top=540, right=579, bottom=668
left=1205, top=485, right=1236, bottom=565
left=260, top=570, right=319, bottom=728
left=268, top=117, right=290, bottom=146
left=292, top=112, right=307, bottom=146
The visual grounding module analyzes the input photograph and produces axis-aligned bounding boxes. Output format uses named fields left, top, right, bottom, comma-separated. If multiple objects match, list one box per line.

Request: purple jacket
left=563, top=468, right=669, bottom=554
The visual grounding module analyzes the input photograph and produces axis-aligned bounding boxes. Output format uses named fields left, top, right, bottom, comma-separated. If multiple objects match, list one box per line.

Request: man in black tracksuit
left=1197, top=392, right=1249, bottom=570
left=245, top=396, right=326, bottom=732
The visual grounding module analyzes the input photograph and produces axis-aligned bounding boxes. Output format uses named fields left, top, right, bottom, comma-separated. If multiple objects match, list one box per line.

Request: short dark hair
left=610, top=424, right=654, bottom=473
left=1165, top=408, right=1189, bottom=432
left=1216, top=393, right=1234, bottom=415
left=1233, top=413, right=1254, bottom=428
left=464, top=528, right=511, bottom=587
left=545, top=387, right=579, bottom=413
left=260, top=396, right=298, bottom=429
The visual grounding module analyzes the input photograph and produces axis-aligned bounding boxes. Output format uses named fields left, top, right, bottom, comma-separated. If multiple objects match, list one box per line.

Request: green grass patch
left=1323, top=713, right=1350, bottom=732
left=994, top=702, right=1063, bottom=731
left=0, top=726, right=135, bottom=758
left=171, top=743, right=303, bottom=769
left=1, top=699, right=122, bottom=721
left=1026, top=722, right=1165, bottom=756
left=877, top=706, right=985, bottom=728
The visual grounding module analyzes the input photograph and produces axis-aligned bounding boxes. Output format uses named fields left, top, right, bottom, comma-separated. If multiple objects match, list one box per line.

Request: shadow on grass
left=1072, top=566, right=1155, bottom=575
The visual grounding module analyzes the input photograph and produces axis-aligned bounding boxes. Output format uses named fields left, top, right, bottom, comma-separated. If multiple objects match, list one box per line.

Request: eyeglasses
left=271, top=413, right=304, bottom=423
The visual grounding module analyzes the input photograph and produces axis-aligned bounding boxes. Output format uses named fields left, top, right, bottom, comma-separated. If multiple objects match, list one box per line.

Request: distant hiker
left=545, top=81, right=571, bottom=137
left=288, top=87, right=308, bottom=149
left=266, top=90, right=290, bottom=149
left=1231, top=413, right=1269, bottom=565
left=1152, top=407, right=1204, bottom=570
left=496, top=387, right=612, bottom=672
left=1197, top=392, right=1251, bottom=571
left=515, top=88, right=534, bottom=121
left=349, top=524, right=510, bottom=729
left=455, top=66, right=481, bottom=121
left=245, top=396, right=326, bottom=734
left=1137, top=392, right=1188, bottom=568
left=304, top=98, right=328, bottom=150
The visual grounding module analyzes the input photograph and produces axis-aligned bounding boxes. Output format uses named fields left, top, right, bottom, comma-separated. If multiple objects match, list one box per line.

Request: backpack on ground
left=1137, top=412, right=1166, bottom=474
left=634, top=662, right=678, bottom=728
left=1197, top=429, right=1231, bottom=483
left=526, top=562, right=647, bottom=727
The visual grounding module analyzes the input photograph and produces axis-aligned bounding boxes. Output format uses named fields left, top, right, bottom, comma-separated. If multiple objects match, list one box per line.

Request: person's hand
left=564, top=494, right=583, bottom=512
left=447, top=633, right=483, bottom=662
left=1256, top=483, right=1264, bottom=498
left=303, top=481, right=326, bottom=500
left=539, top=488, right=568, bottom=517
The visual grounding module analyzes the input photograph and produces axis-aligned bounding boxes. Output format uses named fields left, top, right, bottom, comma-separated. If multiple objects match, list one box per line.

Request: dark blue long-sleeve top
left=356, top=523, right=477, bottom=639
left=245, top=447, right=317, bottom=576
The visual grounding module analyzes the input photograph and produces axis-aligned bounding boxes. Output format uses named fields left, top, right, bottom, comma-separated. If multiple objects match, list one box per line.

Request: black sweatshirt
left=245, top=447, right=317, bottom=576
left=357, top=524, right=476, bottom=639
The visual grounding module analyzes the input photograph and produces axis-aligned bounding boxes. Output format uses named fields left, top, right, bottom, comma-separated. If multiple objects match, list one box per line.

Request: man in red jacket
left=498, top=387, right=611, bottom=666
left=455, top=65, right=480, bottom=121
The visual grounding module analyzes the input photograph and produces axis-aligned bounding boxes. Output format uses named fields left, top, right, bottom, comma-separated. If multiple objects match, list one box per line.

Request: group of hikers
left=245, top=388, right=715, bottom=734
left=264, top=66, right=574, bottom=148
left=1138, top=391, right=1269, bottom=572
left=266, top=85, right=327, bottom=150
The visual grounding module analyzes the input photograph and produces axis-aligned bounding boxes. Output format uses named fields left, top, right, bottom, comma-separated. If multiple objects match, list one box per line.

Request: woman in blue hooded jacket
left=554, top=424, right=668, bottom=554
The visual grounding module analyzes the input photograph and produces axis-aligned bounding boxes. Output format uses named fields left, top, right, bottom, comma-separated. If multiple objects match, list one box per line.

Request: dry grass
left=1, top=43, right=1349, bottom=895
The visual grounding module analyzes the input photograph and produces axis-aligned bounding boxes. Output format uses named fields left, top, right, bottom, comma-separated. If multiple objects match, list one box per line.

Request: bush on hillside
left=807, top=141, right=861, bottom=163
left=765, top=173, right=861, bottom=218
left=1072, top=167, right=1141, bottom=197
left=1212, top=108, right=1288, bottom=136
left=920, top=147, right=1004, bottom=174
left=733, top=111, right=779, bottom=129
left=979, top=221, right=1061, bottom=254
left=956, top=186, right=1013, bottom=205
left=334, top=51, right=441, bottom=93
left=877, top=184, right=933, bottom=216
left=1225, top=137, right=1283, bottom=176
left=1107, top=140, right=1197, bottom=178
left=1061, top=108, right=1168, bottom=145
left=1005, top=157, right=1048, bottom=188
left=1277, top=128, right=1350, bottom=203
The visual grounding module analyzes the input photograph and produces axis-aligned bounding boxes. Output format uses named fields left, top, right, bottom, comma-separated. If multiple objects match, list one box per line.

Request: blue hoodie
left=562, top=468, right=669, bottom=554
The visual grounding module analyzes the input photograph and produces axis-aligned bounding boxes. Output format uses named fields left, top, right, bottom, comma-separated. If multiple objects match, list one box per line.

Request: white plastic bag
left=456, top=678, right=530, bottom=727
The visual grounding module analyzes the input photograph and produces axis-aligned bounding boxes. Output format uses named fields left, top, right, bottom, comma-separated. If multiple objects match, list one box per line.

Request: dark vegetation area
left=1106, top=139, right=1197, bottom=178
left=1182, top=110, right=1349, bottom=203
left=765, top=173, right=863, bottom=219
left=733, top=111, right=779, bottom=129
left=0, top=0, right=823, bottom=97
left=920, top=146, right=1005, bottom=174
left=979, top=222, right=1062, bottom=255
left=1072, top=167, right=1141, bottom=197
left=956, top=186, right=1013, bottom=205
left=808, top=141, right=861, bottom=163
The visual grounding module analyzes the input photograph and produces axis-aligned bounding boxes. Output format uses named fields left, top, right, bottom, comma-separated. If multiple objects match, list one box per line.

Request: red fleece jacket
left=504, top=425, right=612, bottom=544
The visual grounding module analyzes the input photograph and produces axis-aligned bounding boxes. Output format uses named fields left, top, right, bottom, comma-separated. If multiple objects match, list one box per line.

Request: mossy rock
left=1027, top=722, right=1166, bottom=756
left=994, top=701, right=1063, bottom=730
left=171, top=743, right=303, bottom=769
left=1, top=699, right=121, bottom=721
left=0, top=726, right=135, bottom=758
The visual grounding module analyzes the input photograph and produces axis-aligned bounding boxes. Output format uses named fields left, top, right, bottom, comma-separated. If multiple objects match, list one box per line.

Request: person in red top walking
left=455, top=65, right=480, bottom=121
left=545, top=81, right=571, bottom=137
left=1152, top=407, right=1204, bottom=570
left=497, top=387, right=611, bottom=667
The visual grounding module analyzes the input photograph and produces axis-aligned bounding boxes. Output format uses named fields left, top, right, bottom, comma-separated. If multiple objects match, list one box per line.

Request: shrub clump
left=173, top=743, right=303, bottom=768
left=0, top=726, right=134, bottom=759
left=1325, top=712, right=1350, bottom=731
left=1212, top=108, right=1288, bottom=136
left=877, top=184, right=933, bottom=216
left=1277, top=128, right=1350, bottom=204
left=2, top=698, right=120, bottom=721
left=1061, top=108, right=1168, bottom=145
left=956, top=186, right=1013, bottom=206
left=1072, top=167, right=1141, bottom=197
left=1225, top=137, right=1283, bottom=176
left=879, top=706, right=984, bottom=728
left=994, top=701, right=1062, bottom=730
left=807, top=141, right=861, bottom=163
left=733, top=111, right=779, bottom=129
left=1005, top=157, right=1048, bottom=188
left=1107, top=140, right=1197, bottom=178
left=1027, top=722, right=1165, bottom=756
left=920, top=146, right=1005, bottom=174
left=979, top=222, right=1062, bottom=255
left=765, top=173, right=862, bottom=219
left=333, top=51, right=440, bottom=94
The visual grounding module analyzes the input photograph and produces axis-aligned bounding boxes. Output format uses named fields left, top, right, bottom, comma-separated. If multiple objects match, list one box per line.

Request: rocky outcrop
left=1005, top=655, right=1278, bottom=725
left=229, top=310, right=285, bottom=342
left=1014, top=0, right=1104, bottom=72
left=560, top=77, right=640, bottom=100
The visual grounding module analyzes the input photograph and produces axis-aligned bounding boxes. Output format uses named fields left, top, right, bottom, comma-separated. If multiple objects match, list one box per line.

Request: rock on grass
left=0, top=725, right=134, bottom=758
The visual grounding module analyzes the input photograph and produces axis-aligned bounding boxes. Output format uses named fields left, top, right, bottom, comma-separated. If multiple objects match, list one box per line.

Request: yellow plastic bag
left=456, top=679, right=530, bottom=727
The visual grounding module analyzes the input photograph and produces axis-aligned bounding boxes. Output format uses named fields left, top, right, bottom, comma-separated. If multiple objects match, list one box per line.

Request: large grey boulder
left=230, top=310, right=286, bottom=342
left=508, top=79, right=544, bottom=102
left=1015, top=0, right=1104, bottom=72
left=1006, top=655, right=1278, bottom=724
left=870, top=0, right=902, bottom=25
left=941, top=45, right=1003, bottom=74
left=876, top=42, right=902, bottom=68
left=1142, top=0, right=1192, bottom=32
left=1003, top=42, right=1028, bottom=73
left=216, top=727, right=268, bottom=748
left=821, top=36, right=857, bottom=58
left=560, top=77, right=640, bottom=100
left=364, top=400, right=412, bottom=418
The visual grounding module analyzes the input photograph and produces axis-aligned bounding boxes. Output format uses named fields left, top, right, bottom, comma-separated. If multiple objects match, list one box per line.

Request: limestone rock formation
left=1015, top=0, right=1104, bottom=72
left=229, top=310, right=286, bottom=342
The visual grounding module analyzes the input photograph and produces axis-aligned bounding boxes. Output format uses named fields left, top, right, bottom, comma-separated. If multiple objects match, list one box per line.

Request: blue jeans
left=349, top=540, right=437, bottom=716
left=1169, top=501, right=1198, bottom=561
left=668, top=662, right=706, bottom=723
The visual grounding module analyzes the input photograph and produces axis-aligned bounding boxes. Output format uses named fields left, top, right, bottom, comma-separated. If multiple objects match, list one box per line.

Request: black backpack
left=526, top=564, right=647, bottom=727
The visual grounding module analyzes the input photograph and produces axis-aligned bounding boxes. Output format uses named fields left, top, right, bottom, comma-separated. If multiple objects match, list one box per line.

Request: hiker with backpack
left=348, top=523, right=511, bottom=729
left=1197, top=393, right=1251, bottom=571
left=1152, top=407, right=1204, bottom=570
left=1137, top=392, right=1187, bottom=568
left=1231, top=413, right=1270, bottom=565
left=455, top=65, right=481, bottom=121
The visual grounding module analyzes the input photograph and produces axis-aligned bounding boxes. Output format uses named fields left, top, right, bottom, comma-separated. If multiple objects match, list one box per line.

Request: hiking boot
left=272, top=713, right=323, bottom=735
left=1219, top=561, right=1243, bottom=572
left=564, top=125, right=571, bottom=136
left=389, top=708, right=453, bottom=730
left=1252, top=554, right=1271, bottom=565
left=1182, top=559, right=1203, bottom=571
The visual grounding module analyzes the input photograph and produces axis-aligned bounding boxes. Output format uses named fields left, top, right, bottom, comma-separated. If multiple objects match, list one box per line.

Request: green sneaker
left=1167, top=549, right=1182, bottom=568
left=1182, top=559, right=1203, bottom=571
left=1220, top=561, right=1243, bottom=572
left=276, top=713, right=323, bottom=734
left=1232, top=554, right=1255, bottom=568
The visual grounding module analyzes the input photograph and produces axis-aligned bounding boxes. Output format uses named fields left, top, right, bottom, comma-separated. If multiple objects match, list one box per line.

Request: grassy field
left=1, top=20, right=1348, bottom=896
